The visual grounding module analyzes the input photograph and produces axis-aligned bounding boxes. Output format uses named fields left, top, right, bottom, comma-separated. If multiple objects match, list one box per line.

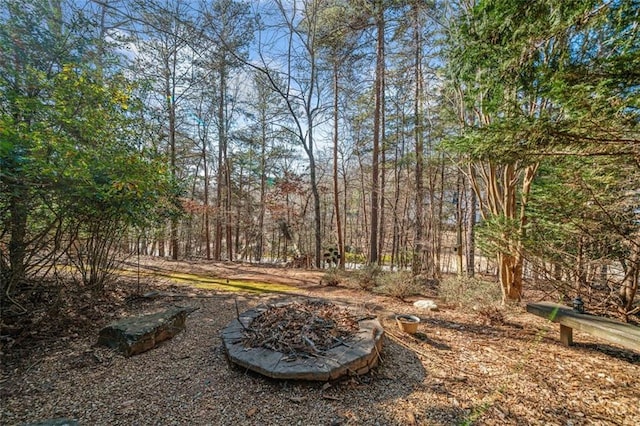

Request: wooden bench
left=526, top=301, right=640, bottom=352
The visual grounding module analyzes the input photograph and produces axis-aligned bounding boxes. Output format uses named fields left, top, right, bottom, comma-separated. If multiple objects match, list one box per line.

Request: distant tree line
left=1, top=0, right=638, bottom=317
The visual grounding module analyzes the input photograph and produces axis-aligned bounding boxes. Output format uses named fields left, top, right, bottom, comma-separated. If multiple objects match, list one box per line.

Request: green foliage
left=442, top=0, right=640, bottom=308
left=474, top=215, right=523, bottom=260
left=444, top=0, right=639, bottom=158
left=525, top=156, right=639, bottom=310
left=0, top=1, right=178, bottom=293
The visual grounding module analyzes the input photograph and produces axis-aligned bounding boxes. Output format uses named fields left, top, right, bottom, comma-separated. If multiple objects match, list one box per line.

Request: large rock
left=98, top=306, right=195, bottom=356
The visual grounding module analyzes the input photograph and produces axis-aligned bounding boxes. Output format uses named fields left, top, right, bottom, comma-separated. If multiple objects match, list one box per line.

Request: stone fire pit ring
left=221, top=302, right=384, bottom=381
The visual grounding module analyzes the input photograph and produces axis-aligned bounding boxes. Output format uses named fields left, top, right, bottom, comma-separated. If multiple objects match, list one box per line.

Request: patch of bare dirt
left=1, top=257, right=639, bottom=425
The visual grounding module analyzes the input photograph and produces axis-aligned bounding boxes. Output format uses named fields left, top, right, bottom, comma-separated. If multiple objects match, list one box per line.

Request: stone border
left=221, top=304, right=384, bottom=381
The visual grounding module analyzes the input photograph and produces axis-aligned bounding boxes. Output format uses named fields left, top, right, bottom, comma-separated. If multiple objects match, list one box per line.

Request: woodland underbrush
left=322, top=266, right=434, bottom=301
left=438, top=275, right=502, bottom=308
left=0, top=275, right=149, bottom=365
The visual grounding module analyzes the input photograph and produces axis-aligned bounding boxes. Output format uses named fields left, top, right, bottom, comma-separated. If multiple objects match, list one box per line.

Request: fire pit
left=221, top=300, right=384, bottom=381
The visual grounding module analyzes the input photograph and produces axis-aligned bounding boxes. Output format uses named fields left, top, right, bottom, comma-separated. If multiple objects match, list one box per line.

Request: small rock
left=413, top=300, right=439, bottom=311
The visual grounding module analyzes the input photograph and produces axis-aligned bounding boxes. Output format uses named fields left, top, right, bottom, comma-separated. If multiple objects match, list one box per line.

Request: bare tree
left=245, top=0, right=327, bottom=267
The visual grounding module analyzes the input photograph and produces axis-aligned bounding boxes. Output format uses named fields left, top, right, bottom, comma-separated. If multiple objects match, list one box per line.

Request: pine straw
left=2, top=261, right=639, bottom=426
left=242, top=301, right=359, bottom=356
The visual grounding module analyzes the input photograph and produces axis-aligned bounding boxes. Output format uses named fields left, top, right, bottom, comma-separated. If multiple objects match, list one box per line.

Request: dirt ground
left=1, top=258, right=639, bottom=426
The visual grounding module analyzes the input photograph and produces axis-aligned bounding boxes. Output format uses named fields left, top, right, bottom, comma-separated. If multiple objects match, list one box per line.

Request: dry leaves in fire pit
left=242, top=301, right=359, bottom=356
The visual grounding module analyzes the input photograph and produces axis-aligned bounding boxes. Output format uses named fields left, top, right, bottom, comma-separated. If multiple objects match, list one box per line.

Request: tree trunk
left=412, top=0, right=424, bottom=275
left=166, top=52, right=179, bottom=261
left=434, top=154, right=445, bottom=277
left=214, top=173, right=222, bottom=261
left=369, top=1, right=384, bottom=265
left=257, top=114, right=267, bottom=262
left=310, top=148, right=322, bottom=268
left=470, top=159, right=538, bottom=303
left=332, top=63, right=345, bottom=269
left=619, top=251, right=639, bottom=318
left=6, top=189, right=28, bottom=294
left=456, top=172, right=464, bottom=275
left=215, top=62, right=227, bottom=261
left=466, top=179, right=476, bottom=277
left=203, top=139, right=211, bottom=260
left=391, top=117, right=404, bottom=269
left=226, top=158, right=233, bottom=261
left=575, top=235, right=587, bottom=293
left=378, top=116, right=386, bottom=265
left=498, top=251, right=523, bottom=302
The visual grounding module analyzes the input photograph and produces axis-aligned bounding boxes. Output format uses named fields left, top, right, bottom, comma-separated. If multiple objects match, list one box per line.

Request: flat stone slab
left=98, top=306, right=195, bottom=356
left=221, top=304, right=384, bottom=381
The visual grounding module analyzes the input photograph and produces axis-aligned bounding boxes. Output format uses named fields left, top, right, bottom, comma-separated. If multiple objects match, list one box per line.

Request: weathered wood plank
left=559, top=324, right=573, bottom=346
left=526, top=302, right=640, bottom=352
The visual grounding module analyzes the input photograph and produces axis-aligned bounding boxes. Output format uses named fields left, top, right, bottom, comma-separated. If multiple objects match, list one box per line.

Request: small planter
left=395, top=314, right=420, bottom=334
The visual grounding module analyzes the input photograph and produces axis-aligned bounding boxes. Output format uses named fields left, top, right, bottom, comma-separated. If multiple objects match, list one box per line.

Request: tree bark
left=257, top=111, right=267, bottom=262
left=203, top=133, right=211, bottom=260
left=369, top=1, right=384, bottom=265
left=619, top=251, right=639, bottom=318
left=466, top=177, right=476, bottom=277
left=6, top=188, right=28, bottom=294
left=413, top=0, right=424, bottom=275
left=498, top=251, right=523, bottom=302
left=332, top=63, right=345, bottom=268
left=165, top=51, right=179, bottom=261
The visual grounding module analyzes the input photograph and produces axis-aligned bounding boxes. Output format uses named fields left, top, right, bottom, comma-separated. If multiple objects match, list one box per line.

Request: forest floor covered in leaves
left=1, top=257, right=639, bottom=425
